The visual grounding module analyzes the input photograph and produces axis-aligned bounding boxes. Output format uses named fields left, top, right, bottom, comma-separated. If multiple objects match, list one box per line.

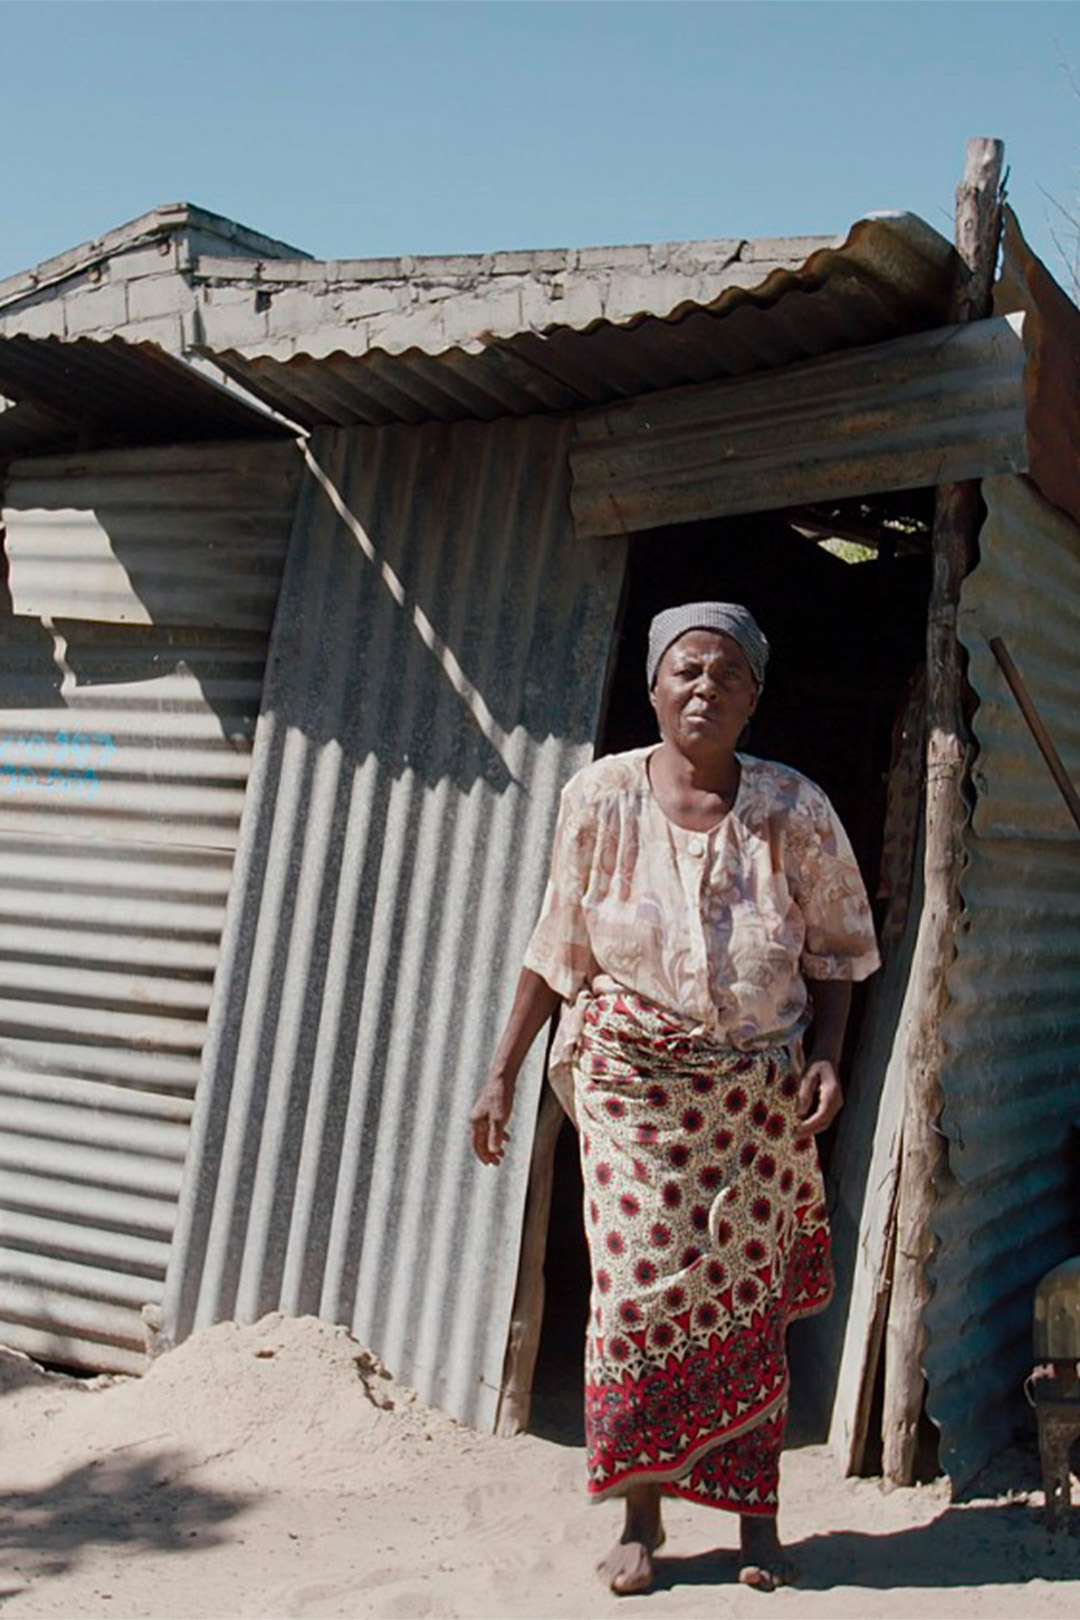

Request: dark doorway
left=529, top=499, right=933, bottom=1444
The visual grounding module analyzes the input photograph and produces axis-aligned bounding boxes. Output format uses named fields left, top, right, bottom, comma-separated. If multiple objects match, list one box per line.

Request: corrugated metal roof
left=205, top=214, right=957, bottom=428
left=926, top=473, right=1080, bottom=1488
left=162, top=414, right=627, bottom=1426
left=0, top=336, right=289, bottom=452
left=570, top=315, right=1028, bottom=537
left=0, top=441, right=301, bottom=1374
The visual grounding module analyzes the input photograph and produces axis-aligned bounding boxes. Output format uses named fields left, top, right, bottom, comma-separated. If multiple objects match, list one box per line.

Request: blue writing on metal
left=0, top=731, right=114, bottom=801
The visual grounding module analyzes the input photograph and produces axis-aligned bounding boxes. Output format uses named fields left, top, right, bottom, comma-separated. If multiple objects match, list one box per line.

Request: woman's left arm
left=796, top=978, right=852, bottom=1137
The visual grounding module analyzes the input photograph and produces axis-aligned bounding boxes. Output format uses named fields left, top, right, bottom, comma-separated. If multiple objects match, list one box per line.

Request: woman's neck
left=648, top=740, right=742, bottom=831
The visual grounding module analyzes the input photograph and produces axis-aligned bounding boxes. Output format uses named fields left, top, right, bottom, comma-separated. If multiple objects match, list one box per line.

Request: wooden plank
left=494, top=1085, right=566, bottom=1437
left=817, top=827, right=923, bottom=1471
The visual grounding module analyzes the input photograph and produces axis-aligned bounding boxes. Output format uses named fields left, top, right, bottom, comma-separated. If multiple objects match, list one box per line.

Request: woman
left=471, top=602, right=879, bottom=1594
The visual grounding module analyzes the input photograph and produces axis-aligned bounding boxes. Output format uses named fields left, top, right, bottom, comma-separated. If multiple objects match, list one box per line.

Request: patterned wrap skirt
left=574, top=991, right=833, bottom=1516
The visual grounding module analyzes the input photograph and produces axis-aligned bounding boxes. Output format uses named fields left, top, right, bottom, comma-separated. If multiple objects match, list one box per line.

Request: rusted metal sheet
left=925, top=474, right=1080, bottom=1487
left=0, top=441, right=301, bottom=1373
left=207, top=214, right=956, bottom=428
left=995, top=208, right=1080, bottom=531
left=162, top=415, right=627, bottom=1428
left=570, top=317, right=1028, bottom=537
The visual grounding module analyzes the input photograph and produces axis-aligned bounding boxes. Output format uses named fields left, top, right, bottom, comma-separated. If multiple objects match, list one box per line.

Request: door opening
left=528, top=496, right=933, bottom=1448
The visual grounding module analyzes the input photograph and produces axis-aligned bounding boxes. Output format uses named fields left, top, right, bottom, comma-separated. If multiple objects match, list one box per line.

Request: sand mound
left=0, top=1314, right=472, bottom=1498
left=2, top=1315, right=1078, bottom=1619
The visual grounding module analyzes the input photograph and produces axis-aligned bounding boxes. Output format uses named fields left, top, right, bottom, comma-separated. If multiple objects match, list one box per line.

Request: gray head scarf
left=647, top=601, right=769, bottom=690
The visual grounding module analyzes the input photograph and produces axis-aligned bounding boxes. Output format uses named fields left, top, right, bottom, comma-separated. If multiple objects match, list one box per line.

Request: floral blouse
left=524, top=747, right=880, bottom=1087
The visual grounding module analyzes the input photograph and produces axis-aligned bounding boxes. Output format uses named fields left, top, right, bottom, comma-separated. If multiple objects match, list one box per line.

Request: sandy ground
left=1, top=1315, right=1079, bottom=1620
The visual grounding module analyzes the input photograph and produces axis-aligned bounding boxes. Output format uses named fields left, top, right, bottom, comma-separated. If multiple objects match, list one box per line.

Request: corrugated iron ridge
left=196, top=212, right=953, bottom=347
left=0, top=441, right=301, bottom=1376
left=926, top=474, right=1080, bottom=1488
left=162, top=414, right=627, bottom=1427
left=203, top=216, right=957, bottom=429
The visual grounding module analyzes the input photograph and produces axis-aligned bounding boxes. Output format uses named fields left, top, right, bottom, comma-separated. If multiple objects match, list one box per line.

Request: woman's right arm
left=470, top=968, right=562, bottom=1165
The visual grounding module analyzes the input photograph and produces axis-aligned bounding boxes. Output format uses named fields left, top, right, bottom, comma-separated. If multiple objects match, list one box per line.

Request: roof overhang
left=199, top=213, right=959, bottom=428
left=0, top=335, right=293, bottom=461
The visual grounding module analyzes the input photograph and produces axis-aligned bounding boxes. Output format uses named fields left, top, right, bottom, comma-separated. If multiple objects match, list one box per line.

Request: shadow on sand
left=649, top=1500, right=1080, bottom=1594
left=0, top=1446, right=255, bottom=1598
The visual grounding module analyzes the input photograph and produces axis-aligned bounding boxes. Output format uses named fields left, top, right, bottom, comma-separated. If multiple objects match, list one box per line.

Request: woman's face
left=650, top=630, right=759, bottom=755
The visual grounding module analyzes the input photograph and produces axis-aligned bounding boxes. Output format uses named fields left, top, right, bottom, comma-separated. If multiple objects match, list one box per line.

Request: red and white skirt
left=574, top=991, right=833, bottom=1516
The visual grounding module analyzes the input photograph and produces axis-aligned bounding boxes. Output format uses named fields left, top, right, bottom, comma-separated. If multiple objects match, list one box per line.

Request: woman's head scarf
left=647, top=602, right=769, bottom=690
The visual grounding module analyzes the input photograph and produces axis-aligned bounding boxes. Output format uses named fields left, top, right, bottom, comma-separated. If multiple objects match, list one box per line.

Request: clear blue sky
left=4, top=1, right=1080, bottom=287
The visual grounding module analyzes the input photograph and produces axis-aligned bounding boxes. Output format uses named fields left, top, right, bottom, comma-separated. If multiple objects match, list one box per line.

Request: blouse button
left=688, top=837, right=705, bottom=858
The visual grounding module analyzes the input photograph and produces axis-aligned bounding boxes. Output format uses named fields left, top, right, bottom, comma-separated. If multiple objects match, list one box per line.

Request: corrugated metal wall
left=0, top=440, right=302, bottom=1372
left=926, top=473, right=1080, bottom=1486
left=161, top=415, right=627, bottom=1427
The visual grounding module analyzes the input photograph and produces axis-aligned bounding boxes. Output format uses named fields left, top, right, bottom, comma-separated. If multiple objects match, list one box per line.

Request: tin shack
left=0, top=186, right=1076, bottom=1491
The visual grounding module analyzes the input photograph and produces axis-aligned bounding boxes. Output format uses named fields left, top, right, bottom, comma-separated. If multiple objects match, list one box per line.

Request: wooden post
left=494, top=1085, right=565, bottom=1436
left=881, top=137, right=1006, bottom=1486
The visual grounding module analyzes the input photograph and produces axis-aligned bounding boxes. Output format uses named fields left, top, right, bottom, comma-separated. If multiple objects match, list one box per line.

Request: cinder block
left=368, top=304, right=447, bottom=353
left=337, top=284, right=409, bottom=320
left=0, top=293, right=66, bottom=338
left=127, top=273, right=192, bottom=323
left=198, top=298, right=270, bottom=348
left=650, top=239, right=741, bottom=274
left=557, top=280, right=605, bottom=327
left=196, top=255, right=263, bottom=283
left=576, top=244, right=651, bottom=272
left=203, top=284, right=262, bottom=309
left=330, top=256, right=408, bottom=282
left=604, top=273, right=709, bottom=322
left=266, top=288, right=335, bottom=339
left=741, top=235, right=832, bottom=264
left=436, top=284, right=522, bottom=342
left=110, top=241, right=180, bottom=281
left=492, top=248, right=569, bottom=275
left=412, top=252, right=490, bottom=279
left=518, top=278, right=564, bottom=328
left=413, top=280, right=484, bottom=308
left=121, top=313, right=185, bottom=351
left=64, top=282, right=128, bottom=336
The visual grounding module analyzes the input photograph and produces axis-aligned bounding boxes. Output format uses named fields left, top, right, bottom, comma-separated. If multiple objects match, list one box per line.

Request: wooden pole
left=988, top=637, right=1080, bottom=834
left=881, top=137, right=1006, bottom=1486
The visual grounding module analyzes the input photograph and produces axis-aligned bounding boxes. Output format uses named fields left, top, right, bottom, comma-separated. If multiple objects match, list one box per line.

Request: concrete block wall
left=184, top=234, right=828, bottom=362
left=0, top=217, right=838, bottom=401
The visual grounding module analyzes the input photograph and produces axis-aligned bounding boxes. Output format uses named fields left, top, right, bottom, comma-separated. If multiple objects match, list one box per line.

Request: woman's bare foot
left=738, top=1515, right=795, bottom=1591
left=597, top=1485, right=665, bottom=1596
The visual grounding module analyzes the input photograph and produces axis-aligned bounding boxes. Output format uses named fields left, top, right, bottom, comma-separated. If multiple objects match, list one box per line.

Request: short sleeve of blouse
left=790, top=786, right=881, bottom=982
left=522, top=774, right=597, bottom=1000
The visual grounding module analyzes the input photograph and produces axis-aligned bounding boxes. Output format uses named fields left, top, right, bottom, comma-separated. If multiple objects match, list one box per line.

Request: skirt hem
left=585, top=1385, right=787, bottom=1504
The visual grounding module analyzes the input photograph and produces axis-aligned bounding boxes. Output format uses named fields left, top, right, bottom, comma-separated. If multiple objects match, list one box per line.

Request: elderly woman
left=471, top=603, right=879, bottom=1594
